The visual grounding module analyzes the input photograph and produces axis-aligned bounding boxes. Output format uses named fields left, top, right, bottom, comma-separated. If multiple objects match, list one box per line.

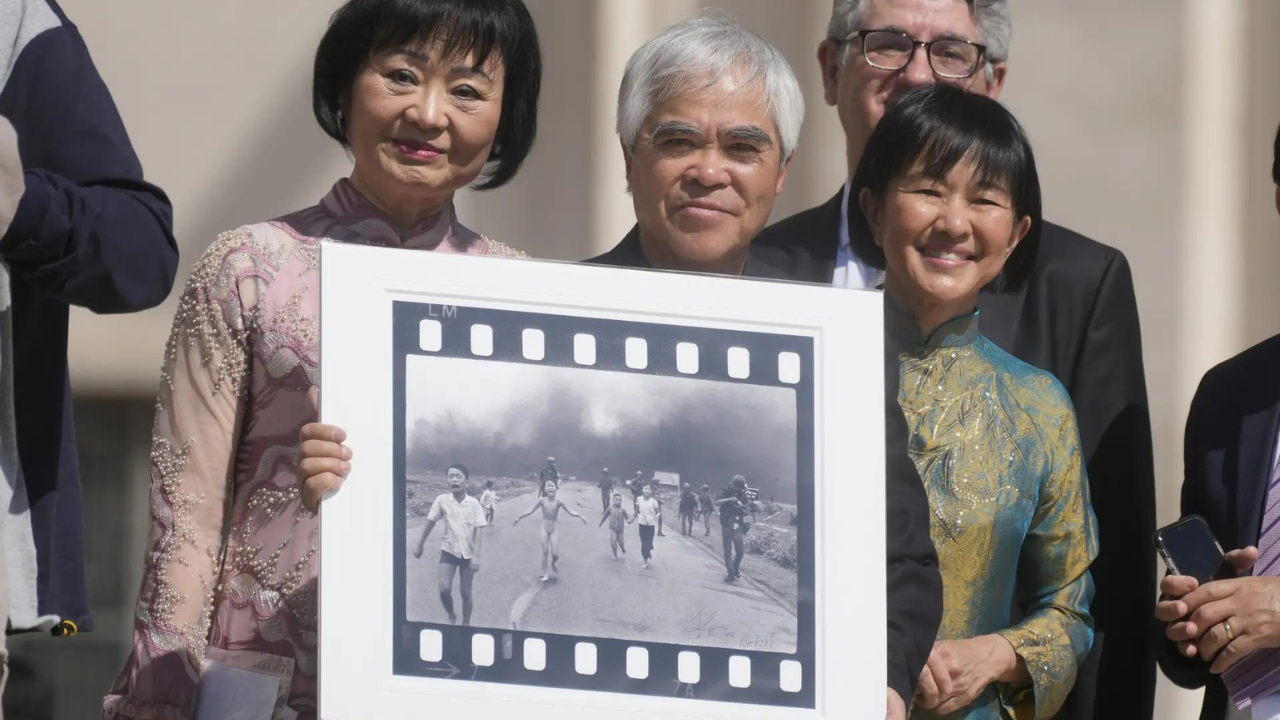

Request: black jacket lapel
left=584, top=226, right=650, bottom=269
left=752, top=189, right=842, bottom=283
left=975, top=287, right=1025, bottom=353
left=1237, top=401, right=1280, bottom=549
left=588, top=225, right=794, bottom=282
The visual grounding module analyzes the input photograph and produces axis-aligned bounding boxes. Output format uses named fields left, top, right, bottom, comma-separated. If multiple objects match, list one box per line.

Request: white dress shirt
left=831, top=178, right=884, bottom=290
left=1232, top=693, right=1280, bottom=720
left=1274, top=423, right=1280, bottom=480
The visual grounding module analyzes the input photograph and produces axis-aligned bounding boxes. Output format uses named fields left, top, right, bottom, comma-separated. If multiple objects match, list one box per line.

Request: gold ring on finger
left=1225, top=619, right=1237, bottom=641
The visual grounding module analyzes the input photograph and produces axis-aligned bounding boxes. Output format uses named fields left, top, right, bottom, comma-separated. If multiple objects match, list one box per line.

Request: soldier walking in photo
left=679, top=483, right=697, bottom=536
left=597, top=467, right=614, bottom=511
left=537, top=456, right=560, bottom=497
left=698, top=484, right=714, bottom=537
left=629, top=472, right=644, bottom=513
left=649, top=477, right=667, bottom=537
left=714, top=476, right=750, bottom=582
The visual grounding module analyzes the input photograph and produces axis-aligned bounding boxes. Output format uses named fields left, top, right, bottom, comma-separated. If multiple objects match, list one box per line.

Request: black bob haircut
left=448, top=463, right=470, bottom=478
left=851, top=84, right=1042, bottom=294
left=1273, top=120, right=1279, bottom=185
left=313, top=0, right=542, bottom=190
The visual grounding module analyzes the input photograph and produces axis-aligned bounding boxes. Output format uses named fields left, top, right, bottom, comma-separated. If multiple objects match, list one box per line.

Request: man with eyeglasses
left=753, top=2, right=1156, bottom=719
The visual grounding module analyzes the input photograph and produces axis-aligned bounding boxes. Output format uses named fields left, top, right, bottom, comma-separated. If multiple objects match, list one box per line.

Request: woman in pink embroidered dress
left=103, top=1, right=542, bottom=718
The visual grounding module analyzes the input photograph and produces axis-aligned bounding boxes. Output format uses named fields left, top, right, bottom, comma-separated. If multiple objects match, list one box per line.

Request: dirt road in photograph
left=405, top=480, right=798, bottom=653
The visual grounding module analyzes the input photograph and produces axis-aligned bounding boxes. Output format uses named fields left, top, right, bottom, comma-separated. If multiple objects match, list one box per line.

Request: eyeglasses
left=844, top=29, right=986, bottom=79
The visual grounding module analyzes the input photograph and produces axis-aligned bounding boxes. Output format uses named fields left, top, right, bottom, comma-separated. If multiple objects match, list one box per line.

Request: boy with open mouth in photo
left=412, top=464, right=487, bottom=625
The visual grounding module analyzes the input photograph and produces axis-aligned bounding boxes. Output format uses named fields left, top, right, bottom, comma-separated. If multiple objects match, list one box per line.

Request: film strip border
left=390, top=300, right=817, bottom=709
left=397, top=623, right=808, bottom=705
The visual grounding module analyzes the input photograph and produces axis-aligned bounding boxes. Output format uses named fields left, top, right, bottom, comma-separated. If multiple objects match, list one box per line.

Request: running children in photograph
left=412, top=464, right=487, bottom=625
left=598, top=492, right=635, bottom=560
left=514, top=481, right=587, bottom=582
left=715, top=475, right=750, bottom=583
left=480, top=480, right=498, bottom=524
left=635, top=485, right=661, bottom=569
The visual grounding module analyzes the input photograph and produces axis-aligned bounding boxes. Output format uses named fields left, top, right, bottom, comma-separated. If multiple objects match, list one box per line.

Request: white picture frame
left=317, top=241, right=886, bottom=719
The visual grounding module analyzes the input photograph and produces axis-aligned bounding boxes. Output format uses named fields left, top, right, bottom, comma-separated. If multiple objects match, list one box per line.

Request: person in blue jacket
left=0, top=0, right=177, bottom=677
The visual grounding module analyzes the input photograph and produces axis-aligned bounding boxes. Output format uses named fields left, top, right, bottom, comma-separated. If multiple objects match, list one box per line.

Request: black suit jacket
left=587, top=227, right=944, bottom=704
left=754, top=191, right=1158, bottom=720
left=1158, top=335, right=1280, bottom=720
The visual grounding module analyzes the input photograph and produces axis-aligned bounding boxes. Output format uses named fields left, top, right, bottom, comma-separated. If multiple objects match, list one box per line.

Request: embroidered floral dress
left=889, top=305, right=1099, bottom=720
left=103, top=180, right=523, bottom=720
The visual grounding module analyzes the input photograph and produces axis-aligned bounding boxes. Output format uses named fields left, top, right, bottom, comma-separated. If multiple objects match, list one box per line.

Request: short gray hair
left=828, top=0, right=1011, bottom=69
left=617, top=15, right=805, bottom=162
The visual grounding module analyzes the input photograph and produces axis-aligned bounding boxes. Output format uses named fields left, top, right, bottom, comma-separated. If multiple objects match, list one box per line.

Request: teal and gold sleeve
left=997, top=397, right=1100, bottom=720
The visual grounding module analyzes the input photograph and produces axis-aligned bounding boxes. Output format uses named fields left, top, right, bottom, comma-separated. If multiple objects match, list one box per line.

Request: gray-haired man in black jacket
left=751, top=2, right=1156, bottom=717
left=587, top=16, right=941, bottom=718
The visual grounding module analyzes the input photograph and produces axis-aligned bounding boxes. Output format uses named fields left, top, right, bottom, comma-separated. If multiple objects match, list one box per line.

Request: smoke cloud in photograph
left=405, top=355, right=798, bottom=501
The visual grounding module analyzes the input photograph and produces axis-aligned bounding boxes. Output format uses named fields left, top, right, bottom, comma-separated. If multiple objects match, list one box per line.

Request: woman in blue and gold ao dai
left=854, top=85, right=1100, bottom=719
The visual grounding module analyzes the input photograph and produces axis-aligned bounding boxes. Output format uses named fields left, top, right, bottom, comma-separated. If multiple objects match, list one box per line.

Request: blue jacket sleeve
left=0, top=12, right=177, bottom=313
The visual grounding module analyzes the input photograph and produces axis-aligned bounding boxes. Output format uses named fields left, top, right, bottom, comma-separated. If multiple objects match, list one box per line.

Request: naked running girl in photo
left=514, top=481, right=586, bottom=581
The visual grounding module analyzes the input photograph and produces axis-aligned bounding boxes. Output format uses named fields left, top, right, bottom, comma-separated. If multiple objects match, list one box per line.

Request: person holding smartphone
left=1154, top=122, right=1280, bottom=720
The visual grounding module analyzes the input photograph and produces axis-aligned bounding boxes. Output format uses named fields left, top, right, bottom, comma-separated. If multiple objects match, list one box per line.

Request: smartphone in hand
left=1153, top=514, right=1236, bottom=585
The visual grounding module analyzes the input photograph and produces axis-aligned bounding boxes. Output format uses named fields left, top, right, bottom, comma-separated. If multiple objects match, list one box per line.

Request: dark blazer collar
left=844, top=189, right=886, bottom=272
left=804, top=189, right=845, bottom=267
left=590, top=225, right=795, bottom=281
left=1237, top=377, right=1280, bottom=549
left=585, top=225, right=651, bottom=269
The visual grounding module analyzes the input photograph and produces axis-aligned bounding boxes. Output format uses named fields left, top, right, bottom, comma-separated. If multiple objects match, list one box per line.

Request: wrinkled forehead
left=858, top=0, right=981, bottom=43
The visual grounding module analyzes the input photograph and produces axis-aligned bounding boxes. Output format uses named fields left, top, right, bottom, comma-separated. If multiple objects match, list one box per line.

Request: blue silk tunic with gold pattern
left=889, top=306, right=1099, bottom=720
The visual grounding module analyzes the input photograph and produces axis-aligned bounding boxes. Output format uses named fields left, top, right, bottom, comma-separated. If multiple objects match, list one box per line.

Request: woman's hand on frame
left=297, top=386, right=353, bottom=513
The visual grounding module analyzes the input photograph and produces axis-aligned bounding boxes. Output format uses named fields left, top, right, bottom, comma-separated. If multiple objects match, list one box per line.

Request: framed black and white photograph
left=318, top=242, right=886, bottom=719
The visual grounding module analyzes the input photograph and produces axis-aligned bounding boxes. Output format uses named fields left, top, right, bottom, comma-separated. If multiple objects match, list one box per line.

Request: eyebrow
left=874, top=25, right=976, bottom=43
left=722, top=125, right=774, bottom=148
left=648, top=121, right=704, bottom=149
left=395, top=48, right=493, bottom=80
left=650, top=121, right=703, bottom=141
left=648, top=121, right=774, bottom=149
left=907, top=168, right=1011, bottom=193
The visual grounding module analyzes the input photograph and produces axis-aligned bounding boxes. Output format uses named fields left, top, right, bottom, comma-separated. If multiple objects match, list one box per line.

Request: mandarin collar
left=319, top=178, right=474, bottom=250
left=885, top=299, right=981, bottom=349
